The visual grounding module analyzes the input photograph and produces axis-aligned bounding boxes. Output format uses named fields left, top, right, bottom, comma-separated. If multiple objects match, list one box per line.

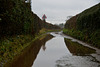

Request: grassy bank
left=0, top=0, right=60, bottom=66
left=0, top=34, right=35, bottom=66
left=64, top=3, right=100, bottom=49
left=0, top=29, right=58, bottom=66
left=4, top=33, right=54, bottom=67
left=63, top=29, right=100, bottom=49
left=64, top=38, right=96, bottom=56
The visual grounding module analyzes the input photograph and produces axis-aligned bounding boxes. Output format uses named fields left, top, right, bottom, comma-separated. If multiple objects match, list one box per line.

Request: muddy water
left=32, top=32, right=100, bottom=67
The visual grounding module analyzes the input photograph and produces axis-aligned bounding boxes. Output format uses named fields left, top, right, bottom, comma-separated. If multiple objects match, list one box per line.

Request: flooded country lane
left=5, top=32, right=100, bottom=67
left=32, top=32, right=100, bottom=67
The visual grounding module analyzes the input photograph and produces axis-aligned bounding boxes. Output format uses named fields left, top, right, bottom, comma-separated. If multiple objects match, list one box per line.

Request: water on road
left=32, top=32, right=100, bottom=67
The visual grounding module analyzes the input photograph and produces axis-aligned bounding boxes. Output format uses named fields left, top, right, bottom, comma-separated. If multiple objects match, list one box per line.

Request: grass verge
left=63, top=29, right=100, bottom=49
left=0, top=28, right=59, bottom=66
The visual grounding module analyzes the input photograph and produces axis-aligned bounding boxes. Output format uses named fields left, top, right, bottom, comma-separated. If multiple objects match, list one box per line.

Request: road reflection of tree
left=5, top=34, right=54, bottom=67
left=42, top=44, right=46, bottom=51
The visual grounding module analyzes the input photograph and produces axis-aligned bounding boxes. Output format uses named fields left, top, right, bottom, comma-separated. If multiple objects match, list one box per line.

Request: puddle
left=56, top=55, right=100, bottom=67
left=5, top=32, right=100, bottom=67
left=55, top=38, right=100, bottom=67
left=32, top=36, right=70, bottom=67
left=32, top=32, right=100, bottom=67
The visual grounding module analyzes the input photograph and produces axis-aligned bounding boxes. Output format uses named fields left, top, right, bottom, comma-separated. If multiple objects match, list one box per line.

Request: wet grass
left=4, top=34, right=54, bottom=67
left=63, top=29, right=100, bottom=49
left=64, top=38, right=96, bottom=56
left=0, top=35, right=34, bottom=66
left=0, top=28, right=56, bottom=66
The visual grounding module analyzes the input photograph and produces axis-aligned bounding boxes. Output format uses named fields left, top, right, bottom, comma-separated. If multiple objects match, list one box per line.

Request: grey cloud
left=31, top=0, right=99, bottom=24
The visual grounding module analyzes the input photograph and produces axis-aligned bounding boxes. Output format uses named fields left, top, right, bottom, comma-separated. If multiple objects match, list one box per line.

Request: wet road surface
left=32, top=32, right=100, bottom=67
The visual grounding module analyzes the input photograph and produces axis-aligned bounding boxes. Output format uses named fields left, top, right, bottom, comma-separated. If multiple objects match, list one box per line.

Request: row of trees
left=64, top=3, right=100, bottom=48
left=0, top=0, right=60, bottom=38
left=65, top=3, right=100, bottom=32
left=77, top=3, right=100, bottom=33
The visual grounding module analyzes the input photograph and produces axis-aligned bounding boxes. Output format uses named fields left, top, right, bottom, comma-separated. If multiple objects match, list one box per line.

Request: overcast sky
left=31, top=0, right=99, bottom=24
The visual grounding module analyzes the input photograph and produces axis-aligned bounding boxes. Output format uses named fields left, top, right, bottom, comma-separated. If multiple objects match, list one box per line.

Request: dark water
left=32, top=32, right=100, bottom=67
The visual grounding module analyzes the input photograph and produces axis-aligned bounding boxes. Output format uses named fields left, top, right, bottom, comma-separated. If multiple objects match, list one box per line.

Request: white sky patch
left=31, top=0, right=100, bottom=24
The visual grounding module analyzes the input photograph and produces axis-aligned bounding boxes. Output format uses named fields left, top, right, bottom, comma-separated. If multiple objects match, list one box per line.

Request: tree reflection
left=42, top=44, right=46, bottom=51
left=5, top=34, right=54, bottom=67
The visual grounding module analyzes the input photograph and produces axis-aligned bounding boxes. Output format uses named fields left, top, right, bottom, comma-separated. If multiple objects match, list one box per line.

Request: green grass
left=3, top=34, right=54, bottom=67
left=0, top=35, right=34, bottom=65
left=0, top=29, right=59, bottom=66
left=64, top=38, right=96, bottom=56
left=63, top=29, right=100, bottom=49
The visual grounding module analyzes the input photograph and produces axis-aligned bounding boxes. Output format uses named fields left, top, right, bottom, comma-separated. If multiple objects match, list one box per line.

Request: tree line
left=0, top=0, right=60, bottom=38
left=64, top=3, right=100, bottom=48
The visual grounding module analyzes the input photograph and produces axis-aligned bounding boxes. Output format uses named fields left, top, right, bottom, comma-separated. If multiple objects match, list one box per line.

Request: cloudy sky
left=31, top=0, right=99, bottom=24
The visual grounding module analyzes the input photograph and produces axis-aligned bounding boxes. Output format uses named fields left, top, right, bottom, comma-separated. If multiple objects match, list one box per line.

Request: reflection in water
left=64, top=38, right=96, bottom=56
left=33, top=32, right=100, bottom=67
left=5, top=34, right=53, bottom=67
left=56, top=55, right=100, bottom=67
left=55, top=38, right=100, bottom=67
left=32, top=37, right=69, bottom=67
left=42, top=44, right=46, bottom=51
